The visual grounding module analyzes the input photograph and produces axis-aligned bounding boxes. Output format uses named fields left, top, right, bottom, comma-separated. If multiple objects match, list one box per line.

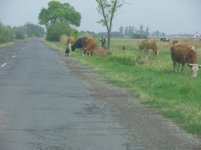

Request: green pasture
left=50, top=38, right=201, bottom=137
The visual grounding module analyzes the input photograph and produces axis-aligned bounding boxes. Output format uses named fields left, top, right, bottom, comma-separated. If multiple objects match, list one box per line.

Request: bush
left=0, top=23, right=14, bottom=43
left=15, top=30, right=25, bottom=39
left=60, top=34, right=68, bottom=44
left=46, top=23, right=76, bottom=41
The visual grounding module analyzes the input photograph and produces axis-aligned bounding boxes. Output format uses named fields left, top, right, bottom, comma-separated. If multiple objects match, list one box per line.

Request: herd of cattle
left=65, top=36, right=201, bottom=77
left=66, top=36, right=97, bottom=56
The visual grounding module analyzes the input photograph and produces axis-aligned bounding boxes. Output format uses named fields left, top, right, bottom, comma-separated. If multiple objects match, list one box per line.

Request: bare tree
left=95, top=0, right=124, bottom=49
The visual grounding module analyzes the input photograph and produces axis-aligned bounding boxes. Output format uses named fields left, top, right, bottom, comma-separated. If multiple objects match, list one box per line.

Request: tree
left=38, top=1, right=81, bottom=28
left=145, top=27, right=149, bottom=38
left=124, top=26, right=129, bottom=37
left=151, top=30, right=161, bottom=38
left=24, top=23, right=45, bottom=37
left=139, top=25, right=144, bottom=36
left=38, top=1, right=81, bottom=41
left=96, top=0, right=124, bottom=49
left=128, top=26, right=134, bottom=37
left=14, top=26, right=26, bottom=39
left=119, top=26, right=124, bottom=35
left=0, top=22, right=14, bottom=43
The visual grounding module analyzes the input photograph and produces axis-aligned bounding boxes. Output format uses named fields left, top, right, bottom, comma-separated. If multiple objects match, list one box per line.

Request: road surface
left=0, top=39, right=200, bottom=150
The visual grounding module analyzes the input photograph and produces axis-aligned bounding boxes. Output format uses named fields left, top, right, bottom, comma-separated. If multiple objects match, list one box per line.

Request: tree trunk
left=107, top=31, right=111, bottom=49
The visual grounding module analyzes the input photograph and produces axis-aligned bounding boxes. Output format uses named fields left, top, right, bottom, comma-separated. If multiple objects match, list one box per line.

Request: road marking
left=12, top=55, right=16, bottom=58
left=1, top=63, right=7, bottom=68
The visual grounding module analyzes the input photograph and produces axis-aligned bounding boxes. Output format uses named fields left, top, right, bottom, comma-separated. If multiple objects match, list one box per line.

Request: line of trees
left=0, top=22, right=45, bottom=44
left=119, top=25, right=166, bottom=39
left=0, top=22, right=14, bottom=43
left=78, top=26, right=166, bottom=39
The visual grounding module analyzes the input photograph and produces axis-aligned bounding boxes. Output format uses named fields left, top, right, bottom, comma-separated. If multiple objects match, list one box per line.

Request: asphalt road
left=0, top=39, right=132, bottom=150
left=0, top=39, right=200, bottom=150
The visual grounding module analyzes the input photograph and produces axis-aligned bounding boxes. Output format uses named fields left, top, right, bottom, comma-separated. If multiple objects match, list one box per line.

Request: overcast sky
left=0, top=0, right=200, bottom=34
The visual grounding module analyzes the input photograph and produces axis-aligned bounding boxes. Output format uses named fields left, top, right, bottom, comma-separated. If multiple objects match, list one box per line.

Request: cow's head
left=71, top=44, right=76, bottom=51
left=188, top=64, right=201, bottom=77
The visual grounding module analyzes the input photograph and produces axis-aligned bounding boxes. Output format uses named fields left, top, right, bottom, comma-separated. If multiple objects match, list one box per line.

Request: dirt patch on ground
left=65, top=56, right=201, bottom=150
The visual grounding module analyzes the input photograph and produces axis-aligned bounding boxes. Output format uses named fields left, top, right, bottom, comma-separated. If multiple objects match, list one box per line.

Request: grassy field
left=49, top=38, right=201, bottom=137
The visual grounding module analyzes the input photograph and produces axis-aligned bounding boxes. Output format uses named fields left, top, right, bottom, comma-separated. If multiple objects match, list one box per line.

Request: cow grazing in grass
left=172, top=40, right=178, bottom=45
left=138, top=39, right=159, bottom=56
left=83, top=38, right=97, bottom=56
left=71, top=37, right=88, bottom=55
left=160, top=37, right=170, bottom=42
left=170, top=43, right=201, bottom=77
left=94, top=48, right=108, bottom=56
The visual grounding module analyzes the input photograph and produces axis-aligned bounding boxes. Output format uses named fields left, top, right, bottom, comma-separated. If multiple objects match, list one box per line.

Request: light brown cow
left=138, top=39, right=159, bottom=56
left=172, top=40, right=178, bottom=45
left=170, top=43, right=201, bottom=77
left=94, top=48, right=108, bottom=56
left=83, top=38, right=97, bottom=56
left=66, top=36, right=75, bottom=51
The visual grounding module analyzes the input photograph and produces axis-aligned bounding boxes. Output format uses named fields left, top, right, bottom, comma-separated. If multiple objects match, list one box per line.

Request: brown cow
left=83, top=38, right=97, bottom=56
left=138, top=39, right=159, bottom=56
left=170, top=43, right=201, bottom=77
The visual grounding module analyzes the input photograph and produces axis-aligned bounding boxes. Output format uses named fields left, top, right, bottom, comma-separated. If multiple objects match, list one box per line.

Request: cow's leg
left=179, top=63, right=185, bottom=73
left=81, top=48, right=85, bottom=56
left=178, top=64, right=182, bottom=73
left=68, top=43, right=72, bottom=52
left=90, top=50, right=94, bottom=56
left=173, top=62, right=177, bottom=73
left=181, top=63, right=185, bottom=72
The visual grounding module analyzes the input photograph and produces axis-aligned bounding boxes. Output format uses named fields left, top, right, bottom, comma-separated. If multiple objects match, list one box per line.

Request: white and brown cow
left=170, top=43, right=201, bottom=77
left=66, top=36, right=75, bottom=51
left=160, top=37, right=170, bottom=42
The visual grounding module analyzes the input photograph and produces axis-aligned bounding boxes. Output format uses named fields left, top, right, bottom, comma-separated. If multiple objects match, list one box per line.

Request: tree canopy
left=38, top=1, right=81, bottom=28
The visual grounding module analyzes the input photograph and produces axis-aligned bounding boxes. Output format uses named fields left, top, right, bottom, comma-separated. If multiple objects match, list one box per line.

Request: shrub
left=0, top=23, right=14, bottom=43
left=15, top=30, right=25, bottom=39
left=60, top=34, right=68, bottom=44
left=46, top=23, right=76, bottom=41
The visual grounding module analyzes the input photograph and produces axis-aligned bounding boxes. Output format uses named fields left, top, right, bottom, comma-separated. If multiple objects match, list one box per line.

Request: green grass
left=49, top=38, right=201, bottom=137
left=0, top=42, right=15, bottom=47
